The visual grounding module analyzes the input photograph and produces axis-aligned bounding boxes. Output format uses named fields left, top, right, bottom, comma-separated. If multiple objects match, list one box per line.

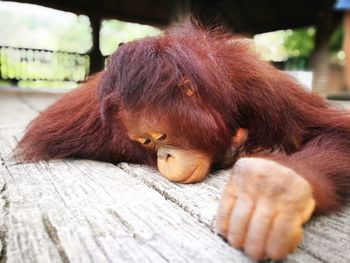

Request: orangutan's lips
left=182, top=165, right=199, bottom=184
left=156, top=147, right=211, bottom=183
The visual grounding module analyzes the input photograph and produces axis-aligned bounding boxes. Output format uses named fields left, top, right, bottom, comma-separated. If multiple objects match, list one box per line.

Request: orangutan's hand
left=216, top=157, right=315, bottom=260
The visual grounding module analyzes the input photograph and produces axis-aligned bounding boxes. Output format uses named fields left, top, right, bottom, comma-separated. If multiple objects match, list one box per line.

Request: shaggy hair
left=15, top=23, right=350, bottom=213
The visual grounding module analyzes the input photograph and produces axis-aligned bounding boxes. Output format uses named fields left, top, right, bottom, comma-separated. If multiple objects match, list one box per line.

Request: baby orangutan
left=15, top=24, right=350, bottom=260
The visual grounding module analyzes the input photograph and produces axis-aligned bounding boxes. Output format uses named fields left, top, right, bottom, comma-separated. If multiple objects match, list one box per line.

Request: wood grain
left=0, top=92, right=349, bottom=263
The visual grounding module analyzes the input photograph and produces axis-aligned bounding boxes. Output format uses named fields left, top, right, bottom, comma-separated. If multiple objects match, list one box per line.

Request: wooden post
left=309, top=11, right=337, bottom=97
left=344, top=11, right=350, bottom=91
left=89, top=14, right=104, bottom=74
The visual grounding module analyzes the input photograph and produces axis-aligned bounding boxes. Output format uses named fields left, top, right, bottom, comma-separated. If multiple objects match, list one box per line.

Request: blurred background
left=0, top=0, right=348, bottom=99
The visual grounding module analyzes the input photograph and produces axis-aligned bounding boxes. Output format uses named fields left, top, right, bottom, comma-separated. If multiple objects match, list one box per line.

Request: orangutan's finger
left=243, top=200, right=275, bottom=260
left=265, top=214, right=302, bottom=260
left=216, top=182, right=237, bottom=237
left=227, top=196, right=255, bottom=248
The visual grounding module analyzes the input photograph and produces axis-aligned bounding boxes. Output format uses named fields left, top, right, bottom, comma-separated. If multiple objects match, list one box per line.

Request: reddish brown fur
left=15, top=73, right=155, bottom=165
left=15, top=23, right=350, bottom=213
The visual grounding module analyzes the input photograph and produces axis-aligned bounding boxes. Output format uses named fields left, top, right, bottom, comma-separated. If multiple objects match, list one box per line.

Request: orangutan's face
left=121, top=111, right=212, bottom=183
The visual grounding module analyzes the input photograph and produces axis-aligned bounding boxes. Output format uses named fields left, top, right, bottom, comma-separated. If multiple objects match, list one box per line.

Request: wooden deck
left=0, top=90, right=350, bottom=263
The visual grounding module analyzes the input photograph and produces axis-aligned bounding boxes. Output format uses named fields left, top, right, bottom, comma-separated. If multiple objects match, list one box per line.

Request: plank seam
left=17, top=96, right=41, bottom=113
left=0, top=182, right=9, bottom=263
left=42, top=213, right=70, bottom=263
left=118, top=164, right=215, bottom=232
left=298, top=246, right=328, bottom=263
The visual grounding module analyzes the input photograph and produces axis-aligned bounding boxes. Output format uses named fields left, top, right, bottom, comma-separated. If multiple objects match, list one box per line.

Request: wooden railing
left=0, top=46, right=90, bottom=82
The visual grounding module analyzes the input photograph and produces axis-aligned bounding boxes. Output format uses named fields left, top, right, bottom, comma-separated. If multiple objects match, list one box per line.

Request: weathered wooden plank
left=301, top=207, right=350, bottom=263
left=0, top=95, right=37, bottom=128
left=0, top=92, right=60, bottom=128
left=119, top=163, right=350, bottom=263
left=0, top=93, right=349, bottom=262
left=0, top=129, right=254, bottom=263
left=16, top=93, right=61, bottom=113
left=119, top=163, right=230, bottom=229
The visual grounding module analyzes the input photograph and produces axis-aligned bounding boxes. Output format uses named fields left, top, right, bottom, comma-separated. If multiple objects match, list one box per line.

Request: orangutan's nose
left=156, top=147, right=211, bottom=183
left=157, top=147, right=173, bottom=161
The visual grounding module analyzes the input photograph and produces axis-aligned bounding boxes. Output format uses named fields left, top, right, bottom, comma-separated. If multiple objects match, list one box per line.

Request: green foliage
left=255, top=25, right=344, bottom=64
left=18, top=80, right=77, bottom=89
left=282, top=25, right=343, bottom=58
left=282, top=27, right=315, bottom=57
left=0, top=48, right=89, bottom=81
left=329, top=25, right=344, bottom=52
left=0, top=3, right=161, bottom=56
left=0, top=3, right=92, bottom=53
left=100, top=20, right=161, bottom=56
left=0, top=2, right=161, bottom=88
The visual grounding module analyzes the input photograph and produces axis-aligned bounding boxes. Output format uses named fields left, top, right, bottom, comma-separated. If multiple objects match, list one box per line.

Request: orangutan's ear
left=176, top=76, right=195, bottom=97
left=232, top=128, right=248, bottom=148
